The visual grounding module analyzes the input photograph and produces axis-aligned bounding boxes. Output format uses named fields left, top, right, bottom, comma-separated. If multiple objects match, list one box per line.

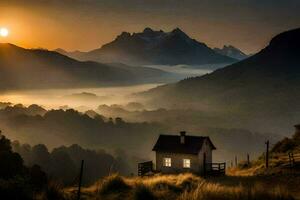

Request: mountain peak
left=143, top=27, right=154, bottom=33
left=171, top=28, right=186, bottom=35
left=116, top=32, right=131, bottom=40
left=172, top=27, right=184, bottom=33
left=77, top=27, right=236, bottom=65
left=169, top=28, right=190, bottom=40
left=214, top=45, right=248, bottom=60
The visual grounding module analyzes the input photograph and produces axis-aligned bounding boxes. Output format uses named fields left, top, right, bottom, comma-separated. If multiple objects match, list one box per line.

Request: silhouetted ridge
left=143, top=27, right=300, bottom=134
left=268, top=28, right=300, bottom=50
left=0, top=43, right=170, bottom=90
left=58, top=28, right=237, bottom=65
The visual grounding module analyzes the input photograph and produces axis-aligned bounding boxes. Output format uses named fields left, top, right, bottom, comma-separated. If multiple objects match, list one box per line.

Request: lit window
left=163, top=158, right=171, bottom=167
left=183, top=159, right=191, bottom=168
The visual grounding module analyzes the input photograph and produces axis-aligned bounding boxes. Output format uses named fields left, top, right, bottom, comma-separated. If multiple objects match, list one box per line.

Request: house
left=152, top=131, right=216, bottom=174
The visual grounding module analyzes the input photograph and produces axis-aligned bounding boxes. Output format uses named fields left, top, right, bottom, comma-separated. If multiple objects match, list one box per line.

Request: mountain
left=55, top=48, right=86, bottom=60
left=214, top=45, right=249, bottom=60
left=57, top=28, right=237, bottom=66
left=0, top=43, right=171, bottom=90
left=142, top=28, right=300, bottom=133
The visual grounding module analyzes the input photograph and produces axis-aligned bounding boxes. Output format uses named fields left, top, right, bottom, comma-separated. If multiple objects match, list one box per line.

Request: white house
left=152, top=131, right=216, bottom=174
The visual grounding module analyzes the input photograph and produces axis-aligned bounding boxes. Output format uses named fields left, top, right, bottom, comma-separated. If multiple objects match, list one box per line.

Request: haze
left=1, top=0, right=300, bottom=54
left=0, top=84, right=161, bottom=110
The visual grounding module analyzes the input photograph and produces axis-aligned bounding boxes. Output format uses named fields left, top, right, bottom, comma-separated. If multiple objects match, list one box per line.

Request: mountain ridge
left=0, top=43, right=171, bottom=90
left=56, top=28, right=237, bottom=66
left=141, top=27, right=300, bottom=133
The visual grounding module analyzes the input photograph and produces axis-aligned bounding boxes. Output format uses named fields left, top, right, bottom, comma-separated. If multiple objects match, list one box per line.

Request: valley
left=0, top=2, right=299, bottom=198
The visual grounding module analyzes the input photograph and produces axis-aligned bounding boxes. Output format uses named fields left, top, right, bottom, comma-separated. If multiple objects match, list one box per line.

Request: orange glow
left=0, top=27, right=9, bottom=37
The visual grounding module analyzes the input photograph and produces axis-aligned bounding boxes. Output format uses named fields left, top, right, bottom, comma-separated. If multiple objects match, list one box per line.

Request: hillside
left=65, top=174, right=295, bottom=200
left=272, top=125, right=300, bottom=153
left=0, top=44, right=170, bottom=90
left=142, top=28, right=300, bottom=133
left=58, top=28, right=236, bottom=66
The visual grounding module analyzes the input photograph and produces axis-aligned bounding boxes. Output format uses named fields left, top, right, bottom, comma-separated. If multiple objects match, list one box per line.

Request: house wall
left=156, top=152, right=200, bottom=174
left=155, top=138, right=213, bottom=174
left=198, top=139, right=213, bottom=173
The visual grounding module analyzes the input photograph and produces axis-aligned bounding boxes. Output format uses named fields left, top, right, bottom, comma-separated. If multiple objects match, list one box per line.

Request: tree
left=0, top=135, right=25, bottom=179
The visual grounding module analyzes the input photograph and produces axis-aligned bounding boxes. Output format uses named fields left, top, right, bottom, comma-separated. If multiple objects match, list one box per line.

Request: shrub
left=272, top=138, right=297, bottom=153
left=176, top=173, right=202, bottom=190
left=98, top=174, right=131, bottom=195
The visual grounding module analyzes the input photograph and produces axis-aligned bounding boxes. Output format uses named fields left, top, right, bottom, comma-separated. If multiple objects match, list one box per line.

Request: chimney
left=180, top=131, right=186, bottom=144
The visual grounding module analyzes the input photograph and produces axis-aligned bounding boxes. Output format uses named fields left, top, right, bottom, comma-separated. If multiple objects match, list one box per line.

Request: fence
left=205, top=162, right=226, bottom=176
left=138, top=161, right=153, bottom=176
left=270, top=152, right=300, bottom=168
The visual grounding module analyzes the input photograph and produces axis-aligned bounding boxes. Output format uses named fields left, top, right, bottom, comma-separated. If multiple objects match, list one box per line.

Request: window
left=183, top=159, right=191, bottom=168
left=163, top=158, right=171, bottom=167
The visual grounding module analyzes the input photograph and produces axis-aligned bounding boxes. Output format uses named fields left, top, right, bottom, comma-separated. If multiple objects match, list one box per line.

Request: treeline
left=0, top=134, right=48, bottom=199
left=0, top=104, right=165, bottom=159
left=12, top=141, right=132, bottom=185
left=0, top=103, right=282, bottom=163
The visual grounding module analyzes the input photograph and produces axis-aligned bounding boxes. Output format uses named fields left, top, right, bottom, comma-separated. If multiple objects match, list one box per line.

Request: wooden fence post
left=265, top=140, right=269, bottom=168
left=235, top=156, right=238, bottom=167
left=288, top=152, right=295, bottom=169
left=247, top=153, right=250, bottom=166
left=77, top=160, right=84, bottom=200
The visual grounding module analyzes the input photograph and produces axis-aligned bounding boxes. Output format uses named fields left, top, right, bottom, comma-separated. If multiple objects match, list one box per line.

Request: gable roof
left=152, top=134, right=216, bottom=155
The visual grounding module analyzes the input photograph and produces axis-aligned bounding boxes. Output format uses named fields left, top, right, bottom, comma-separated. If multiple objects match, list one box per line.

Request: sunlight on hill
left=66, top=173, right=294, bottom=200
left=0, top=84, right=161, bottom=110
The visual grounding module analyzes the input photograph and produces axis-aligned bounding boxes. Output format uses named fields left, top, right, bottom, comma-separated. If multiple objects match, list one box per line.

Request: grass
left=35, top=181, right=71, bottom=200
left=178, top=182, right=293, bottom=200
left=83, top=173, right=295, bottom=200
left=98, top=174, right=131, bottom=195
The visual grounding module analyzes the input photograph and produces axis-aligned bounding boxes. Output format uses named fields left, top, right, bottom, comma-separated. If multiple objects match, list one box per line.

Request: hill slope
left=0, top=44, right=170, bottom=90
left=58, top=28, right=236, bottom=66
left=143, top=28, right=300, bottom=133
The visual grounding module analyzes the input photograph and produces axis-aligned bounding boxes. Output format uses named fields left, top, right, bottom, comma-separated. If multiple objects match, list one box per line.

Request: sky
left=0, top=0, right=299, bottom=54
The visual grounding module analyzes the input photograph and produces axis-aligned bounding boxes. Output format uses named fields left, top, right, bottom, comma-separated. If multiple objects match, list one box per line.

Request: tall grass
left=93, top=173, right=294, bottom=200
left=178, top=182, right=293, bottom=200
left=39, top=181, right=69, bottom=200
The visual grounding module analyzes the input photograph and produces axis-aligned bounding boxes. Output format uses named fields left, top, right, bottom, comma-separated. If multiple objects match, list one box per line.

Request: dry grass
left=227, top=164, right=265, bottom=176
left=178, top=182, right=293, bottom=200
left=84, top=173, right=294, bottom=200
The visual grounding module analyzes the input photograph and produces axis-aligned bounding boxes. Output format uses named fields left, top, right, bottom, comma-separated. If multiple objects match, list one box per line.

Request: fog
left=145, top=64, right=221, bottom=78
left=0, top=64, right=221, bottom=111
left=0, top=83, right=162, bottom=111
left=0, top=64, right=284, bottom=174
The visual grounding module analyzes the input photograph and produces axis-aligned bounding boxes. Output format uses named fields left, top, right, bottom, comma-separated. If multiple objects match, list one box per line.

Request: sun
left=0, top=27, right=9, bottom=37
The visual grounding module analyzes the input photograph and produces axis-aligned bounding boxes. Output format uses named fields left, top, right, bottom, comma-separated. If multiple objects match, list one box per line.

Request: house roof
left=152, top=134, right=216, bottom=155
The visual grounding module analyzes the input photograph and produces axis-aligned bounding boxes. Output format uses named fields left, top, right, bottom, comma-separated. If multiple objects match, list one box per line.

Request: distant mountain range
left=214, top=45, right=249, bottom=60
left=56, top=28, right=237, bottom=66
left=142, top=28, right=300, bottom=133
left=0, top=44, right=171, bottom=90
